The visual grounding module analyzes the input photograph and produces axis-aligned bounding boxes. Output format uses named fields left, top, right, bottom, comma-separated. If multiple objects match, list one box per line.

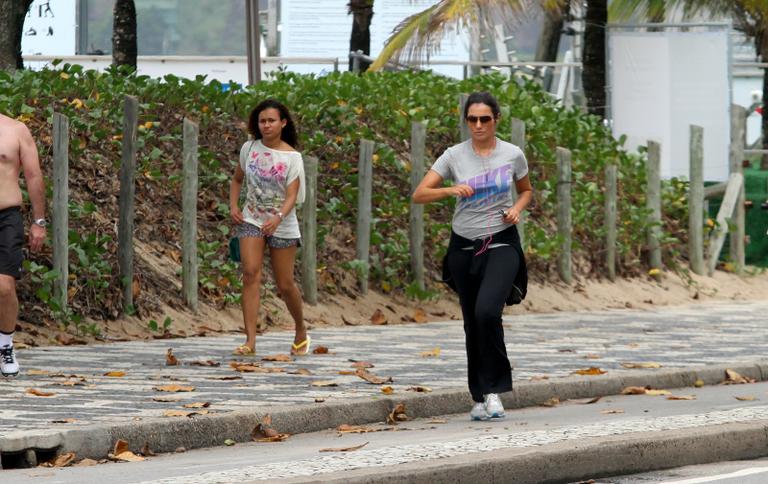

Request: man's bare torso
left=0, top=115, right=23, bottom=211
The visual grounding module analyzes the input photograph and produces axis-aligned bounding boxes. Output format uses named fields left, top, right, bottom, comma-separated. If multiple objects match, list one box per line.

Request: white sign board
left=21, top=0, right=77, bottom=56
left=609, top=30, right=731, bottom=181
left=280, top=0, right=468, bottom=77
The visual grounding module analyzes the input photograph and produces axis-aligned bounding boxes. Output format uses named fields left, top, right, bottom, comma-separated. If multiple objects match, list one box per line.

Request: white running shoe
left=470, top=402, right=488, bottom=421
left=0, top=345, right=19, bottom=377
left=484, top=393, right=505, bottom=419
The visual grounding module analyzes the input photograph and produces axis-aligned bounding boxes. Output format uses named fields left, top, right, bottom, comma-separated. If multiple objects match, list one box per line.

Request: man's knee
left=0, top=277, right=16, bottom=301
left=474, top=306, right=501, bottom=326
left=275, top=278, right=296, bottom=296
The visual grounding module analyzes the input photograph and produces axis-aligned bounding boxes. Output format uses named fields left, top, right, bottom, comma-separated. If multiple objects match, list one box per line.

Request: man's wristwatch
left=33, top=218, right=48, bottom=228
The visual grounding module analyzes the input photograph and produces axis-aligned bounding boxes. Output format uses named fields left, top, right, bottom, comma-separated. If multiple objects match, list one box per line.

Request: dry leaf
left=73, top=458, right=98, bottom=467
left=252, top=416, right=290, bottom=442
left=406, top=386, right=432, bottom=393
left=233, top=364, right=263, bottom=373
left=183, top=402, right=210, bottom=408
left=52, top=452, right=76, bottom=467
left=429, top=418, right=448, bottom=424
left=583, top=354, right=602, bottom=360
left=206, top=375, right=242, bottom=381
left=314, top=398, right=325, bottom=403
left=154, top=384, right=195, bottom=392
left=27, top=369, right=49, bottom=375
left=166, top=348, right=179, bottom=366
left=350, top=361, right=374, bottom=369
left=572, top=367, right=606, bottom=376
left=113, top=439, right=129, bottom=456
left=387, top=403, right=408, bottom=425
left=311, top=380, right=339, bottom=387
left=289, top=368, right=313, bottom=375
left=103, top=371, right=126, bottom=377
left=735, top=395, right=758, bottom=401
left=341, top=314, right=358, bottom=326
left=312, top=346, right=329, bottom=354
left=152, top=396, right=182, bottom=402
left=412, top=309, right=428, bottom=323
left=621, top=362, right=662, bottom=369
left=52, top=418, right=78, bottom=424
left=114, top=451, right=145, bottom=462
left=25, top=388, right=56, bottom=397
left=419, top=347, right=441, bottom=358
left=583, top=396, right=602, bottom=404
left=164, top=410, right=193, bottom=417
left=140, top=442, right=156, bottom=457
left=540, top=397, right=560, bottom=407
left=356, top=369, right=393, bottom=385
left=381, top=386, right=394, bottom=394
left=667, top=395, right=697, bottom=400
left=621, top=386, right=649, bottom=395
left=262, top=354, right=292, bottom=362
left=320, top=442, right=369, bottom=452
left=370, top=308, right=388, bottom=325
left=530, top=375, right=549, bottom=381
left=601, top=409, right=624, bottom=414
left=189, top=360, right=220, bottom=367
left=723, top=369, right=756, bottom=385
left=338, top=370, right=357, bottom=375
left=645, top=389, right=671, bottom=396
left=336, top=424, right=377, bottom=434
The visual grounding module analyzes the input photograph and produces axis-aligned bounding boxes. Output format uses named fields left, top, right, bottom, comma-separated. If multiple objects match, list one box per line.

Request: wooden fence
left=47, top=96, right=749, bottom=316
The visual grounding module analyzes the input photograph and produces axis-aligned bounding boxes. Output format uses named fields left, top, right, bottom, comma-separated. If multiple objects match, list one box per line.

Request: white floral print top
left=238, top=139, right=305, bottom=239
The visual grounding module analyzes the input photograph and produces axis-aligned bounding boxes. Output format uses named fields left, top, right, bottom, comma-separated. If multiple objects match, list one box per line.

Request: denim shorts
left=236, top=222, right=301, bottom=249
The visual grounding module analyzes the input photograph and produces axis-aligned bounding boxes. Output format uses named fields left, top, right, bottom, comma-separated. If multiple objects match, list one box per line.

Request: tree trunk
left=760, top=31, right=768, bottom=169
left=535, top=9, right=563, bottom=63
left=0, top=0, right=33, bottom=71
left=582, top=0, right=607, bottom=118
left=112, top=0, right=137, bottom=69
left=348, top=0, right=374, bottom=72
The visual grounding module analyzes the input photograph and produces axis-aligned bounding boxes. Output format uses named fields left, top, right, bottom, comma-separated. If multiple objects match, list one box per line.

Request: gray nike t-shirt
left=431, top=138, right=528, bottom=240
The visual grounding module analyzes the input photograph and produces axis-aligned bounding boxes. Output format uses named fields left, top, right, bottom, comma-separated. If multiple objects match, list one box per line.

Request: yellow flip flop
left=291, top=335, right=311, bottom=356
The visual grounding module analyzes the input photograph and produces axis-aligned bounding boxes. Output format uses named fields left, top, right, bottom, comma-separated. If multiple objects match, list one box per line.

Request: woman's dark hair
left=248, top=99, right=299, bottom=149
left=463, top=91, right=501, bottom=120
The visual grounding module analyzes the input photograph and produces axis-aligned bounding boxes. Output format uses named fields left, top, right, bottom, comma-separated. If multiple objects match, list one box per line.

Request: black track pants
left=446, top=245, right=519, bottom=403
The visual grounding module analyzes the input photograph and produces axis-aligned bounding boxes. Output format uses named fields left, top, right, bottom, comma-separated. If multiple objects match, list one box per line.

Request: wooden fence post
left=459, top=93, right=469, bottom=142
left=409, top=121, right=426, bottom=291
left=647, top=140, right=662, bottom=272
left=118, top=95, right=138, bottom=312
left=689, top=125, right=705, bottom=275
left=356, top=139, right=374, bottom=294
left=604, top=164, right=617, bottom=281
left=556, top=147, right=572, bottom=283
left=707, top=173, right=744, bottom=276
left=729, top=104, right=746, bottom=274
left=301, top=155, right=318, bottom=305
left=182, top=118, right=199, bottom=311
left=510, top=117, right=526, bottom=248
left=52, top=113, right=69, bottom=311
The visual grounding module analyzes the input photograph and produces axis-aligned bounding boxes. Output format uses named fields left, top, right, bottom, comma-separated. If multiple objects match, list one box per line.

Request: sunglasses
left=466, top=115, right=494, bottom=124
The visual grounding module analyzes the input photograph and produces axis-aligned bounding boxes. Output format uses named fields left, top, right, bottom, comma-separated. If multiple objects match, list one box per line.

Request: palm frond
left=369, top=0, right=535, bottom=72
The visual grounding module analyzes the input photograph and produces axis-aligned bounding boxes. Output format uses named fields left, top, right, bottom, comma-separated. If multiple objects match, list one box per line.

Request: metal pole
left=245, top=0, right=261, bottom=85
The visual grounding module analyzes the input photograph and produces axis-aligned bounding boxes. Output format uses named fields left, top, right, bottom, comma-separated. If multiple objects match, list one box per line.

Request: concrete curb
left=1, top=361, right=766, bottom=466
left=298, top=420, right=768, bottom=484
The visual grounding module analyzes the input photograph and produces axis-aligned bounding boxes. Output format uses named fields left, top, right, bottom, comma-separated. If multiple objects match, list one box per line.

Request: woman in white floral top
left=229, top=99, right=309, bottom=356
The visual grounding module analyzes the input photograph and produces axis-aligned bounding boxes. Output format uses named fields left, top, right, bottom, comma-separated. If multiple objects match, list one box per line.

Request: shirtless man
left=0, top=113, right=46, bottom=377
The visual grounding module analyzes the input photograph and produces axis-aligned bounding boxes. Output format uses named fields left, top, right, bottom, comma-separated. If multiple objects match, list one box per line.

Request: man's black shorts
left=0, top=206, right=24, bottom=279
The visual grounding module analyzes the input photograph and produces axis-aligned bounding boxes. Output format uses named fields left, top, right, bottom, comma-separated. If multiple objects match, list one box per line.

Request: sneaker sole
left=488, top=412, right=505, bottom=419
left=1, top=371, right=19, bottom=377
left=470, top=415, right=488, bottom=421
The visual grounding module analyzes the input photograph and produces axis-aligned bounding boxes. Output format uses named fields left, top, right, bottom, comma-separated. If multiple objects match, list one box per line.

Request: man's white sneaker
left=484, top=393, right=505, bottom=419
left=0, top=344, right=19, bottom=377
left=470, top=402, right=488, bottom=421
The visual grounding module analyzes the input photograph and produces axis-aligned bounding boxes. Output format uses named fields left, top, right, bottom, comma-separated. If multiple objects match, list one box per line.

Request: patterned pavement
left=1, top=301, right=767, bottom=437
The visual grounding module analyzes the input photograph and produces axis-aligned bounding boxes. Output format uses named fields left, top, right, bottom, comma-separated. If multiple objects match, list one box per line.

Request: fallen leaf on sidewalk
left=183, top=402, right=210, bottom=408
left=419, top=347, right=440, bottom=358
left=224, top=439, right=236, bottom=446
left=113, top=439, right=129, bottom=456
left=189, top=360, right=220, bottom=367
left=667, top=395, right=696, bottom=401
left=583, top=354, right=601, bottom=360
left=206, top=375, right=242, bottom=380
left=152, top=396, right=182, bottom=402
left=103, top=371, right=126, bottom=377
left=262, top=354, right=292, bottom=362
left=232, top=364, right=263, bottom=373
left=312, top=346, right=330, bottom=354
left=112, top=451, right=145, bottom=462
left=381, top=386, right=394, bottom=394
left=572, top=367, right=606, bottom=376
left=601, top=409, right=624, bottom=414
left=52, top=452, right=76, bottom=467
left=355, top=369, right=393, bottom=385
left=166, top=348, right=179, bottom=366
left=140, top=442, right=156, bottom=457
left=645, top=389, right=671, bottom=396
left=349, top=360, right=374, bottom=369
left=723, top=369, right=756, bottom=385
left=540, top=397, right=560, bottom=407
left=406, top=386, right=432, bottom=393
left=73, top=458, right=98, bottom=467
left=25, top=388, right=56, bottom=397
left=164, top=409, right=209, bottom=417
left=311, top=380, right=339, bottom=387
left=153, top=384, right=195, bottom=392
left=252, top=415, right=290, bottom=442
left=582, top=396, right=602, bottom=404
left=26, top=369, right=49, bottom=376
left=338, top=370, right=356, bottom=375
left=51, top=418, right=78, bottom=424
left=289, top=368, right=313, bottom=375
left=530, top=376, right=549, bottom=381
left=370, top=309, right=388, bottom=325
left=337, top=424, right=379, bottom=434
left=620, top=362, right=662, bottom=369
left=735, top=395, right=758, bottom=401
left=621, top=386, right=649, bottom=395
left=320, top=442, right=369, bottom=453
left=429, top=418, right=448, bottom=424
left=387, top=403, right=408, bottom=425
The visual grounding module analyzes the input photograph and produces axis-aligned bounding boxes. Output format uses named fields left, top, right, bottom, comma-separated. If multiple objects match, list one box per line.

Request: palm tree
left=349, top=0, right=375, bottom=71
left=369, top=0, right=610, bottom=118
left=0, top=0, right=34, bottom=71
left=611, top=0, right=768, bottom=168
left=112, top=0, right=137, bottom=69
